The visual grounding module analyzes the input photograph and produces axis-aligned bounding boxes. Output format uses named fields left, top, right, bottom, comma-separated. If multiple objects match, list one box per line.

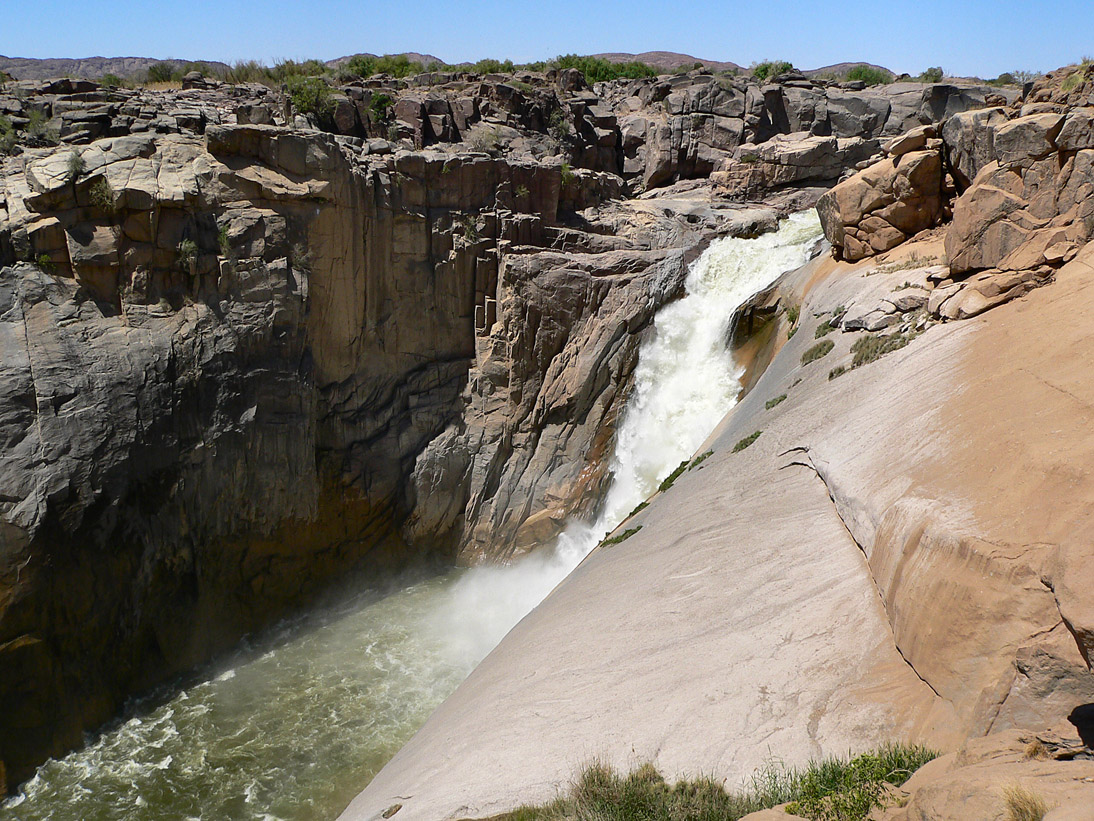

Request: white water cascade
left=426, top=209, right=823, bottom=670
left=1, top=210, right=822, bottom=821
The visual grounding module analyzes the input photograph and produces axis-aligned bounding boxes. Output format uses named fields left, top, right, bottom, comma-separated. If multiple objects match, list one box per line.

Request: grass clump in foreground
left=733, top=431, right=762, bottom=452
left=765, top=394, right=787, bottom=410
left=499, top=744, right=937, bottom=821
left=801, top=339, right=834, bottom=365
left=1003, top=784, right=1051, bottom=821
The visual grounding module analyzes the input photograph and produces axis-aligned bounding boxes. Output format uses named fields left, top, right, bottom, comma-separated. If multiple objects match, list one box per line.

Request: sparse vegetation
left=145, top=61, right=178, bottom=84
left=815, top=319, right=836, bottom=339
left=89, top=177, right=116, bottom=215
left=468, top=126, right=501, bottom=153
left=733, top=431, right=762, bottom=452
left=458, top=214, right=481, bottom=242
left=98, top=73, right=130, bottom=89
left=752, top=60, right=795, bottom=81
left=0, top=114, right=15, bottom=154
left=368, top=92, right=394, bottom=120
left=1003, top=784, right=1050, bottom=821
left=829, top=365, right=848, bottom=380
left=550, top=54, right=658, bottom=83
left=66, top=151, right=86, bottom=183
left=599, top=526, right=642, bottom=547
left=285, top=75, right=334, bottom=125
left=498, top=744, right=937, bottom=821
left=35, top=253, right=56, bottom=273
left=786, top=303, right=800, bottom=326
left=560, top=161, right=576, bottom=188
left=765, top=394, right=787, bottom=410
left=26, top=109, right=58, bottom=144
left=627, top=500, right=648, bottom=518
left=845, top=65, right=893, bottom=86
left=850, top=331, right=914, bottom=368
left=177, top=238, right=198, bottom=272
left=548, top=108, right=572, bottom=140
left=786, top=744, right=939, bottom=821
left=658, top=460, right=689, bottom=492
left=917, top=66, right=944, bottom=83
left=690, top=450, right=713, bottom=468
left=801, top=339, right=834, bottom=365
left=515, top=184, right=530, bottom=198
left=290, top=242, right=311, bottom=273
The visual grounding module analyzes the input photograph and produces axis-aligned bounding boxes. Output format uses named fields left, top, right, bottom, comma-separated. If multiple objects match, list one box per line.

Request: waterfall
left=426, top=210, right=823, bottom=670
left=1, top=210, right=823, bottom=821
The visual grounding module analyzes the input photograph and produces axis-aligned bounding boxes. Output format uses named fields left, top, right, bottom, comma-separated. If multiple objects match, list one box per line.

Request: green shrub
left=765, top=394, right=787, bottom=410
left=145, top=62, right=180, bottom=83
left=225, top=60, right=270, bottom=84
left=787, top=326, right=797, bottom=340
left=560, top=161, right=576, bottom=187
left=26, top=109, right=57, bottom=143
left=66, top=151, right=86, bottom=183
left=829, top=365, right=847, bottom=380
left=814, top=319, right=836, bottom=339
left=627, top=500, right=648, bottom=518
left=548, top=108, right=571, bottom=139
left=787, top=303, right=800, bottom=325
left=550, top=54, right=658, bottom=83
left=738, top=152, right=760, bottom=163
left=286, top=75, right=334, bottom=125
left=369, top=92, right=394, bottom=119
left=89, top=177, right=115, bottom=214
left=850, top=332, right=913, bottom=367
left=690, top=450, right=713, bottom=468
left=458, top=214, right=480, bottom=242
left=468, top=126, right=501, bottom=153
left=789, top=744, right=937, bottom=821
left=0, top=114, right=15, bottom=153
left=515, top=184, right=530, bottom=198
left=36, top=253, right=56, bottom=273
left=917, top=66, right=944, bottom=83
left=473, top=58, right=516, bottom=74
left=271, top=58, right=328, bottom=82
left=801, top=339, right=834, bottom=365
left=341, top=54, right=423, bottom=79
left=752, top=60, right=795, bottom=81
left=733, top=431, right=762, bottom=452
left=98, top=73, right=129, bottom=88
left=658, top=460, right=689, bottom=492
left=845, top=65, right=893, bottom=85
left=599, top=526, right=642, bottom=547
left=177, top=238, right=198, bottom=272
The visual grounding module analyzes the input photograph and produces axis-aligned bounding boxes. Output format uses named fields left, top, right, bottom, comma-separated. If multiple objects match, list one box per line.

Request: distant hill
left=326, top=52, right=448, bottom=69
left=0, top=55, right=230, bottom=82
left=802, top=61, right=895, bottom=79
left=593, top=51, right=742, bottom=73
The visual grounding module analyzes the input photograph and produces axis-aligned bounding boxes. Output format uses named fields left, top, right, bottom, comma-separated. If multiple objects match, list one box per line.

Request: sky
left=1, top=0, right=1089, bottom=79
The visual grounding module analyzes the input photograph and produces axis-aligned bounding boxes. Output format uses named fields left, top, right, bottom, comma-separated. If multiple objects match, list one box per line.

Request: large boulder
left=941, top=107, right=1009, bottom=190
left=816, top=146, right=945, bottom=260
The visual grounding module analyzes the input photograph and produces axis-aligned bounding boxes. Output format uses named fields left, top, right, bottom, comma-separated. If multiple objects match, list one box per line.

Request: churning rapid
left=1, top=211, right=823, bottom=821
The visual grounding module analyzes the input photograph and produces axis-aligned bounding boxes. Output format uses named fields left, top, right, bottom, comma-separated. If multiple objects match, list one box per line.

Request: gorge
left=2, top=53, right=1094, bottom=821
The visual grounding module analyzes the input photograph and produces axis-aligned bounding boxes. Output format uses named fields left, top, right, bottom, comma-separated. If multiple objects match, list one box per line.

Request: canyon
left=1, top=55, right=1093, bottom=820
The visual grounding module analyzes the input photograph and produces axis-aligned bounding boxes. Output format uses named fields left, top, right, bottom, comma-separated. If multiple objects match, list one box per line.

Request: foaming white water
left=429, top=210, right=823, bottom=668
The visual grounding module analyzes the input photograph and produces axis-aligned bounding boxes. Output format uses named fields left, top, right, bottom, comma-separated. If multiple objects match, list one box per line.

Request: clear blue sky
left=1, top=0, right=1088, bottom=78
